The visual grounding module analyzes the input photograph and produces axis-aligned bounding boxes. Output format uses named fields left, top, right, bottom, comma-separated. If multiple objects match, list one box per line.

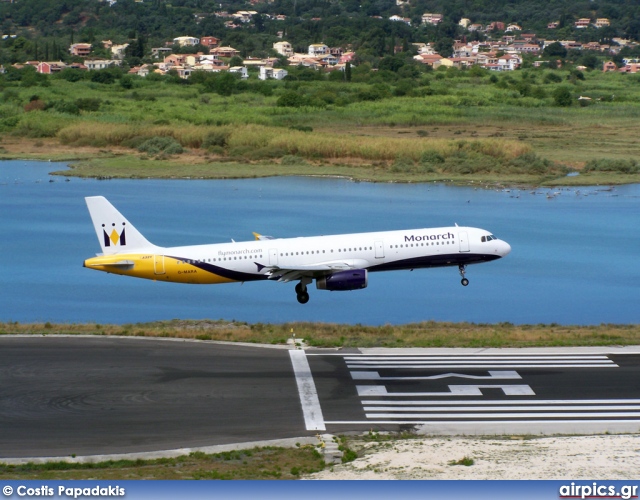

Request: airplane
left=83, top=196, right=511, bottom=304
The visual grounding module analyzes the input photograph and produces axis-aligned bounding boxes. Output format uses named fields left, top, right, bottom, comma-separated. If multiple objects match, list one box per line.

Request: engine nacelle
left=316, top=269, right=368, bottom=291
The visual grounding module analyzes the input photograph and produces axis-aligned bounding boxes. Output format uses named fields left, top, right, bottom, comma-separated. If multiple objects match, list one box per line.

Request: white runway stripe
left=360, top=399, right=640, bottom=405
left=364, top=405, right=640, bottom=412
left=347, top=364, right=616, bottom=369
left=345, top=355, right=612, bottom=360
left=365, top=412, right=640, bottom=419
left=289, top=350, right=325, bottom=431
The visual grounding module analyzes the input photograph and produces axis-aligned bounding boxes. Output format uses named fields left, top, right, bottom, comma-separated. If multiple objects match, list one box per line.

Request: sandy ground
left=309, top=435, right=640, bottom=479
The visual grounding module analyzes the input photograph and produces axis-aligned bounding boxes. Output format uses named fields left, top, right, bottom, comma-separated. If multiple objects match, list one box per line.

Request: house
left=468, top=24, right=483, bottom=32
left=229, top=66, right=249, bottom=78
left=339, top=52, right=356, bottom=63
left=505, top=24, right=521, bottom=32
left=421, top=13, right=443, bottom=25
left=128, top=64, right=152, bottom=77
left=433, top=58, right=454, bottom=69
left=173, top=36, right=200, bottom=47
left=84, top=59, right=122, bottom=70
left=259, top=66, right=287, bottom=80
left=389, top=15, right=411, bottom=25
left=512, top=43, right=541, bottom=54
left=574, top=18, right=591, bottom=29
left=449, top=57, right=476, bottom=68
left=547, top=22, right=559, bottom=29
left=413, top=53, right=442, bottom=66
left=111, top=43, right=129, bottom=59
left=583, top=42, right=602, bottom=52
left=273, top=41, right=293, bottom=56
left=211, top=46, right=240, bottom=58
left=69, top=43, right=91, bottom=57
left=151, top=47, right=173, bottom=58
left=242, top=57, right=271, bottom=67
left=595, top=18, right=610, bottom=28
left=308, top=44, right=329, bottom=56
left=164, top=54, right=188, bottom=67
left=619, top=63, right=639, bottom=74
left=36, top=61, right=66, bottom=74
left=487, top=22, right=505, bottom=31
left=232, top=10, right=257, bottom=22
left=200, top=36, right=220, bottom=48
left=459, top=18, right=471, bottom=28
left=497, top=54, right=521, bottom=71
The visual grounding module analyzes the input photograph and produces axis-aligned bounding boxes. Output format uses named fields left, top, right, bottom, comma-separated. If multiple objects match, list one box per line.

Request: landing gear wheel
left=458, top=265, right=468, bottom=286
left=296, top=291, right=310, bottom=304
left=295, top=282, right=305, bottom=294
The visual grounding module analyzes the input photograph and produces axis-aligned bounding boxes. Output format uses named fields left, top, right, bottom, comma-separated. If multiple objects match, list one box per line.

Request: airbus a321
left=84, top=196, right=511, bottom=304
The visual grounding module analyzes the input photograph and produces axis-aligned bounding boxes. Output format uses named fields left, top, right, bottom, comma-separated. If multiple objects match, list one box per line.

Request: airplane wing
left=258, top=259, right=369, bottom=282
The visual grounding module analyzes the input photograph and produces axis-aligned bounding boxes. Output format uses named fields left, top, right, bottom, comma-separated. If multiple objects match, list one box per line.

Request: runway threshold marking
left=289, top=350, right=326, bottom=431
left=300, top=353, right=639, bottom=426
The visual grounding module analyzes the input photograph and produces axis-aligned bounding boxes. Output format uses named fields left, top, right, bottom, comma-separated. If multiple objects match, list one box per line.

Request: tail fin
left=85, top=196, right=157, bottom=255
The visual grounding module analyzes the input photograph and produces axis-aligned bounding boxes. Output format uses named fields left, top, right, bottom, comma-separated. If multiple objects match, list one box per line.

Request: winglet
left=253, top=232, right=275, bottom=240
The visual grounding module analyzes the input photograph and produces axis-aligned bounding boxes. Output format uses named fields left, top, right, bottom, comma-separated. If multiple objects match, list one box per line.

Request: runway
left=1, top=336, right=640, bottom=459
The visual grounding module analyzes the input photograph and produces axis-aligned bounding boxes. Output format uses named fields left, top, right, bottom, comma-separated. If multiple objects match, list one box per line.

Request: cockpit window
left=482, top=235, right=498, bottom=242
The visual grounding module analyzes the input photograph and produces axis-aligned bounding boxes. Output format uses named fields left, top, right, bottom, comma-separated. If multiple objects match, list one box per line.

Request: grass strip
left=2, top=320, right=639, bottom=348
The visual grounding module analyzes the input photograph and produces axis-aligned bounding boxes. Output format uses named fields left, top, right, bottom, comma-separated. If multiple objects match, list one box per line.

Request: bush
left=202, top=131, right=229, bottom=149
left=24, top=100, right=45, bottom=112
left=75, top=98, right=102, bottom=112
left=583, top=158, right=639, bottom=174
left=137, top=136, right=184, bottom=155
left=280, top=154, right=309, bottom=166
left=277, top=90, right=308, bottom=107
left=51, top=100, right=80, bottom=115
left=552, top=86, right=573, bottom=107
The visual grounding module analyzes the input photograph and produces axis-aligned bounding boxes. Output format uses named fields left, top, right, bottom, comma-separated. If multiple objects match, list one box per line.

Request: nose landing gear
left=459, top=265, right=469, bottom=286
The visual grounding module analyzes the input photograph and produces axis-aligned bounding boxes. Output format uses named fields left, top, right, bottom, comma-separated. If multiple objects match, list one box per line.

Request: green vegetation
left=449, top=456, right=475, bottom=466
left=0, top=67, right=639, bottom=185
left=2, top=320, right=639, bottom=348
left=0, top=447, right=326, bottom=480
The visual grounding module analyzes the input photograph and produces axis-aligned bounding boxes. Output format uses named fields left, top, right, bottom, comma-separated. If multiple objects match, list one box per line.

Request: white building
left=259, top=67, right=288, bottom=80
left=308, top=44, right=329, bottom=56
left=173, top=36, right=200, bottom=47
left=229, top=66, right=249, bottom=78
left=84, top=59, right=123, bottom=70
left=273, top=41, right=293, bottom=57
left=111, top=43, right=129, bottom=59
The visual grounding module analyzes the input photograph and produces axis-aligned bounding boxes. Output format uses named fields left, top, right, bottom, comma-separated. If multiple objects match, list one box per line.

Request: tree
left=345, top=61, right=352, bottom=82
left=434, top=37, right=454, bottom=57
left=553, top=86, right=573, bottom=107
left=544, top=42, right=567, bottom=59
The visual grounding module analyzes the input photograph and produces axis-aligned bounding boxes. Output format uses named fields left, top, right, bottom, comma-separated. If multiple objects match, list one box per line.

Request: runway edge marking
left=289, top=350, right=326, bottom=431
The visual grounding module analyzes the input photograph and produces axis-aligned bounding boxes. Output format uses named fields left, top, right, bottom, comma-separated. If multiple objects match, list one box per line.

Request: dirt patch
left=309, top=435, right=640, bottom=479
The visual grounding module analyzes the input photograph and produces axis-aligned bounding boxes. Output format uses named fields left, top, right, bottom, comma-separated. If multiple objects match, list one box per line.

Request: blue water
left=1, top=160, right=639, bottom=325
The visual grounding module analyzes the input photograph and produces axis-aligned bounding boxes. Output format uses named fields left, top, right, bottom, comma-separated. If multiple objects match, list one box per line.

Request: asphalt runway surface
left=0, top=337, right=309, bottom=458
left=1, top=337, right=640, bottom=459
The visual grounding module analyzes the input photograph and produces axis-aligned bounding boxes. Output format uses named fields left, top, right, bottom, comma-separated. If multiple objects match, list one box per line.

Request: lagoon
left=1, top=160, right=639, bottom=325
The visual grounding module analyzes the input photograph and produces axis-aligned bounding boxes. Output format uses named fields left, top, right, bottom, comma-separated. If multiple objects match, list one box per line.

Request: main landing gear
left=459, top=265, right=469, bottom=286
left=295, top=279, right=311, bottom=304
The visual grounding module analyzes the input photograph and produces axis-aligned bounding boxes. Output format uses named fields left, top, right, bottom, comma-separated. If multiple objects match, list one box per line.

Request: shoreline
left=1, top=139, right=639, bottom=187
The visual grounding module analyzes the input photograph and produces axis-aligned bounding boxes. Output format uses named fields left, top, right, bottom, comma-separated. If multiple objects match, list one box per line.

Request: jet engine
left=316, top=269, right=368, bottom=291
